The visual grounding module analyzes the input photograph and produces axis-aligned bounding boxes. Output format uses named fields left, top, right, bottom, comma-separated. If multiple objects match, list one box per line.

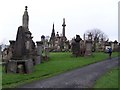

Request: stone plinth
left=6, top=59, right=34, bottom=74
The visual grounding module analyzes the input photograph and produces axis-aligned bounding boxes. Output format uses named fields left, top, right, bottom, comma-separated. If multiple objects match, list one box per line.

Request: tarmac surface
left=18, top=57, right=119, bottom=88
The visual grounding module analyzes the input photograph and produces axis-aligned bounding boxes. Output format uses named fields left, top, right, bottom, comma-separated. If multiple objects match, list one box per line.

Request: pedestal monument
left=6, top=6, right=35, bottom=74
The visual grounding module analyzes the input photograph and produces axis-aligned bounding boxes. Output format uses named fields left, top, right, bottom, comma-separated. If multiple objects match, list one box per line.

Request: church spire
left=50, top=23, right=55, bottom=46
left=22, top=6, right=29, bottom=30
left=52, top=23, right=55, bottom=37
left=53, top=23, right=55, bottom=32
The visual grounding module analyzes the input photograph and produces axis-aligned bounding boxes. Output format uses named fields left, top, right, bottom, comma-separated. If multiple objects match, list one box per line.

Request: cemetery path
left=19, top=57, right=119, bottom=88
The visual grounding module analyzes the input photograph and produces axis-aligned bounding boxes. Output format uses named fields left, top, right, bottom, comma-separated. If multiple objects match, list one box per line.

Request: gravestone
left=44, top=47, right=50, bottom=61
left=71, top=39, right=75, bottom=54
left=64, top=41, right=70, bottom=52
left=36, top=41, right=43, bottom=64
left=71, top=35, right=82, bottom=57
left=80, top=40, right=85, bottom=56
left=85, top=33, right=93, bottom=56
left=113, top=40, right=118, bottom=52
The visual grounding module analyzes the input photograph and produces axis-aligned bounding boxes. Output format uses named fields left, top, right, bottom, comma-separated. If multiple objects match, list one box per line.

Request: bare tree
left=84, top=28, right=108, bottom=51
left=85, top=28, right=108, bottom=41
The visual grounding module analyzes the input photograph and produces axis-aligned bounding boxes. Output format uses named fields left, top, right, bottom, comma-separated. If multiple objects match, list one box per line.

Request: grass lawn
left=94, top=67, right=119, bottom=88
left=2, top=52, right=118, bottom=88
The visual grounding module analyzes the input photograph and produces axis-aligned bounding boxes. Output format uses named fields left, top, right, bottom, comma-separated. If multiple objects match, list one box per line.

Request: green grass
left=94, top=67, right=119, bottom=88
left=2, top=52, right=118, bottom=88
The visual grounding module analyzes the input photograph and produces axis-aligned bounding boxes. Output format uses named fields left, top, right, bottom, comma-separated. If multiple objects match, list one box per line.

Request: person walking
left=108, top=47, right=112, bottom=59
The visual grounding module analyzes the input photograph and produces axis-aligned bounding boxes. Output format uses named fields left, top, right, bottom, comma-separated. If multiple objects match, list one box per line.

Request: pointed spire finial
left=52, top=23, right=55, bottom=34
left=63, top=18, right=65, bottom=22
left=25, top=6, right=28, bottom=11
left=53, top=23, right=54, bottom=28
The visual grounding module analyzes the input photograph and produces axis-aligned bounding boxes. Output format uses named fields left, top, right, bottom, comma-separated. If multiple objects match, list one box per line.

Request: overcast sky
left=0, top=0, right=119, bottom=45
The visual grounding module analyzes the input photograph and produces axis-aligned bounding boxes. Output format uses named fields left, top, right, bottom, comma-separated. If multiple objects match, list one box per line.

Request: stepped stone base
left=6, top=59, right=34, bottom=74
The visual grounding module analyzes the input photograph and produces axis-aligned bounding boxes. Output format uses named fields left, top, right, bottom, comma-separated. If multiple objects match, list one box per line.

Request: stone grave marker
left=85, top=33, right=93, bottom=56
left=36, top=41, right=43, bottom=64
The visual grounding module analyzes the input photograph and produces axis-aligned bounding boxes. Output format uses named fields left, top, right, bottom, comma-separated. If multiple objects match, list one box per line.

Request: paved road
left=19, top=57, right=119, bottom=88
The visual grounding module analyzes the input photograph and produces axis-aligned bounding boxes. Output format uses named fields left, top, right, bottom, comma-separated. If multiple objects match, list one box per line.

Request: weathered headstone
left=64, top=41, right=70, bottom=52
left=113, top=40, right=118, bottom=52
left=80, top=40, right=85, bottom=56
left=44, top=47, right=50, bottom=61
left=85, top=33, right=93, bottom=56
left=71, top=35, right=82, bottom=57
left=36, top=41, right=43, bottom=64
